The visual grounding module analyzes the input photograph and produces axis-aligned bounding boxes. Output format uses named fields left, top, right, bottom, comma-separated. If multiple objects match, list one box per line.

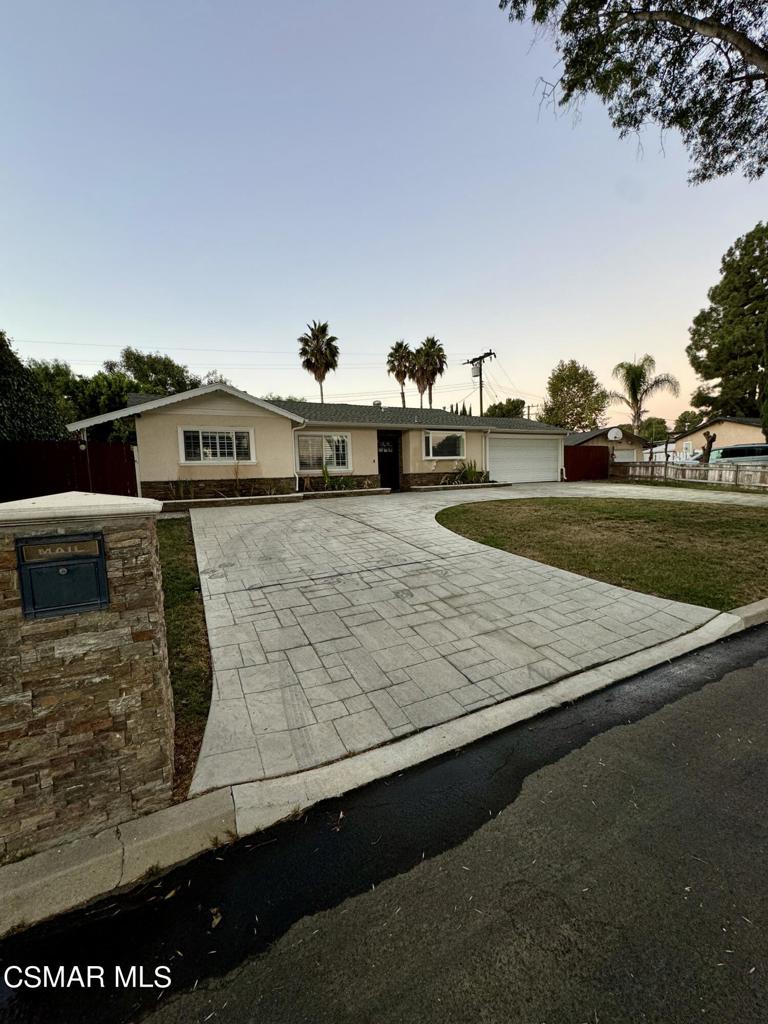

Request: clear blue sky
left=2, top=0, right=766, bottom=422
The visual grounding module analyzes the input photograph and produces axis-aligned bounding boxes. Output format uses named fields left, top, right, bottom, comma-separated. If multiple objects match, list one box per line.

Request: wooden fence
left=611, top=461, right=768, bottom=491
left=564, top=445, right=610, bottom=481
left=0, top=441, right=138, bottom=502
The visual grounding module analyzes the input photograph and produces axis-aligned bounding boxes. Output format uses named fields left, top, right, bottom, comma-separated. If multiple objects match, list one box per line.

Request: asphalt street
left=2, top=627, right=767, bottom=1024
left=150, top=635, right=768, bottom=1024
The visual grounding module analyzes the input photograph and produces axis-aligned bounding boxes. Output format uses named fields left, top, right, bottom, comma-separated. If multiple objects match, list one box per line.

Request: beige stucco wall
left=402, top=428, right=485, bottom=475
left=135, top=394, right=296, bottom=481
left=135, top=395, right=382, bottom=482
left=673, top=421, right=763, bottom=455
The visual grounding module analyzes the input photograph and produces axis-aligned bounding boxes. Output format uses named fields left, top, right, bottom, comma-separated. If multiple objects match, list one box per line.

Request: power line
left=15, top=337, right=478, bottom=358
left=493, top=359, right=546, bottom=401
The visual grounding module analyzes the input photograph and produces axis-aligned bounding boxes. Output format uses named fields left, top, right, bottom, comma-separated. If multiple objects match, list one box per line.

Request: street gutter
left=1, top=597, right=767, bottom=941
left=1, top=624, right=766, bottom=1024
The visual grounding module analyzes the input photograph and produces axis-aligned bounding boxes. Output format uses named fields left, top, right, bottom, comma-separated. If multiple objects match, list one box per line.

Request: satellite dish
left=607, top=427, right=623, bottom=441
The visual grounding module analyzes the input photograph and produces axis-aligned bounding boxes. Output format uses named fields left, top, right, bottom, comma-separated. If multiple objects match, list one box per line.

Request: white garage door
left=489, top=435, right=561, bottom=483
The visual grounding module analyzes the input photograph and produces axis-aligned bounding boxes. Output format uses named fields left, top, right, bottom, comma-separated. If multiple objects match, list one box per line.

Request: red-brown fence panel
left=0, top=441, right=137, bottom=502
left=564, top=445, right=610, bottom=481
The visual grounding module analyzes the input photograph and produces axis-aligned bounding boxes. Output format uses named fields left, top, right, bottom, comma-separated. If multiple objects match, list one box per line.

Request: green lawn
left=436, top=498, right=768, bottom=611
left=156, top=518, right=212, bottom=801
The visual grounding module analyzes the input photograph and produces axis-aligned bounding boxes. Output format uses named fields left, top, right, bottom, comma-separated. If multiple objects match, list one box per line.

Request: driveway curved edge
left=187, top=483, right=768, bottom=795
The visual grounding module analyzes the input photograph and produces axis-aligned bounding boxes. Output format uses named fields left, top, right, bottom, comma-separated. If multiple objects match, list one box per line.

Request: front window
left=424, top=431, right=465, bottom=459
left=181, top=429, right=252, bottom=462
left=297, top=433, right=351, bottom=472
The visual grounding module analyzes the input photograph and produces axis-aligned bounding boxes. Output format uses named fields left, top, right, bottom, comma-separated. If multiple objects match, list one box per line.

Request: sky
left=2, top=0, right=766, bottom=424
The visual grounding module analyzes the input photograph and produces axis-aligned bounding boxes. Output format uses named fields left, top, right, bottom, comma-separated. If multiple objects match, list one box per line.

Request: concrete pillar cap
left=0, top=490, right=162, bottom=524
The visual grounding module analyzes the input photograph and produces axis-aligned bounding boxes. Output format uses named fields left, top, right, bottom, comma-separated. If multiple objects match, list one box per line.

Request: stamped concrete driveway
left=188, top=482, right=768, bottom=794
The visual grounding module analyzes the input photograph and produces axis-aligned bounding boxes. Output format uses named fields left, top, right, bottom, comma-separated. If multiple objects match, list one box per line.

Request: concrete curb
left=0, top=608, right=750, bottom=938
left=0, top=790, right=236, bottom=938
left=728, top=597, right=768, bottom=630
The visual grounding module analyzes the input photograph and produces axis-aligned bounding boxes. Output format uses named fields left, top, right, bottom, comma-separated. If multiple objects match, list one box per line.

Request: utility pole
left=463, top=350, right=496, bottom=416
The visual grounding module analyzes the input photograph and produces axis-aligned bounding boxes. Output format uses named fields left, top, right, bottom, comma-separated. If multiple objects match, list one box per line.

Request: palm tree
left=298, top=320, right=339, bottom=403
left=409, top=346, right=431, bottom=409
left=610, top=354, right=680, bottom=432
left=414, top=336, right=447, bottom=408
left=386, top=340, right=413, bottom=408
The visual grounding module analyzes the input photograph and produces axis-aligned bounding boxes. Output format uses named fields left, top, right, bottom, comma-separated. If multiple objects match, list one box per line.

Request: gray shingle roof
left=565, top=429, right=606, bottom=446
left=267, top=399, right=566, bottom=433
left=673, top=416, right=762, bottom=440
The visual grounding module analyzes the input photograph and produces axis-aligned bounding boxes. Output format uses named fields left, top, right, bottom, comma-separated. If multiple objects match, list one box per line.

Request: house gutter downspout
left=485, top=429, right=491, bottom=478
left=292, top=421, right=306, bottom=492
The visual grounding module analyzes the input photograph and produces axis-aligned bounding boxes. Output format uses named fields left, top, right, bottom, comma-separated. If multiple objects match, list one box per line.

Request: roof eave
left=67, top=383, right=306, bottom=431
left=296, top=419, right=566, bottom=434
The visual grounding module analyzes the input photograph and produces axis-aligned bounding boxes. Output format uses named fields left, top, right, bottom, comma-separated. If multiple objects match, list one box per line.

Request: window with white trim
left=297, top=433, right=351, bottom=472
left=180, top=428, right=253, bottom=463
left=423, top=431, right=465, bottom=459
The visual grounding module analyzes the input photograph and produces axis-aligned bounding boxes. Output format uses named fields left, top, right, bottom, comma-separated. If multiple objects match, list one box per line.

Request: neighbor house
left=673, top=417, right=764, bottom=460
left=66, top=384, right=566, bottom=499
left=565, top=427, right=646, bottom=463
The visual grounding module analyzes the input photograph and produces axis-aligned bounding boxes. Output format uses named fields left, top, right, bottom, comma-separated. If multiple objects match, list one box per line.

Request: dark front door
left=377, top=431, right=402, bottom=491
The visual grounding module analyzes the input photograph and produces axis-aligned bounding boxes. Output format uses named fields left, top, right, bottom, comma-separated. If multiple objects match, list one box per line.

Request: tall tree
left=687, top=221, right=768, bottom=439
left=499, top=1, right=768, bottom=184
left=409, top=346, right=431, bottom=409
left=297, top=320, right=339, bottom=404
left=636, top=416, right=669, bottom=442
left=413, top=337, right=447, bottom=408
left=26, top=358, right=81, bottom=423
left=0, top=331, right=68, bottom=441
left=484, top=397, right=526, bottom=418
left=386, top=340, right=413, bottom=408
left=539, top=359, right=609, bottom=431
left=610, top=355, right=680, bottom=432
left=104, top=346, right=202, bottom=395
left=673, top=409, right=705, bottom=434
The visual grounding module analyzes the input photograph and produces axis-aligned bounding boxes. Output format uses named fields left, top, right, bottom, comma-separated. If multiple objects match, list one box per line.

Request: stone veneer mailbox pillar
left=0, top=491, right=174, bottom=862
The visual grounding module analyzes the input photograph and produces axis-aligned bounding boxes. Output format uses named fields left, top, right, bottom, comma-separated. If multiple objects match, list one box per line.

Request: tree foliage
left=23, top=347, right=227, bottom=442
left=610, top=354, right=679, bottom=431
left=26, top=358, right=82, bottom=423
left=687, top=221, right=768, bottom=439
left=262, top=392, right=306, bottom=402
left=386, top=340, right=414, bottom=408
left=0, top=331, right=68, bottom=441
left=635, top=415, right=669, bottom=441
left=412, top=337, right=447, bottom=409
left=104, top=346, right=207, bottom=395
left=499, top=1, right=768, bottom=184
left=484, top=397, right=526, bottom=418
left=539, top=359, right=609, bottom=431
left=673, top=409, right=705, bottom=434
left=298, top=320, right=339, bottom=404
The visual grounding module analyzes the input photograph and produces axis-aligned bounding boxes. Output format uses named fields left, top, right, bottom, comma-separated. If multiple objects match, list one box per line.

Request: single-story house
left=565, top=427, right=646, bottom=462
left=673, top=417, right=764, bottom=460
left=66, top=384, right=567, bottom=499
